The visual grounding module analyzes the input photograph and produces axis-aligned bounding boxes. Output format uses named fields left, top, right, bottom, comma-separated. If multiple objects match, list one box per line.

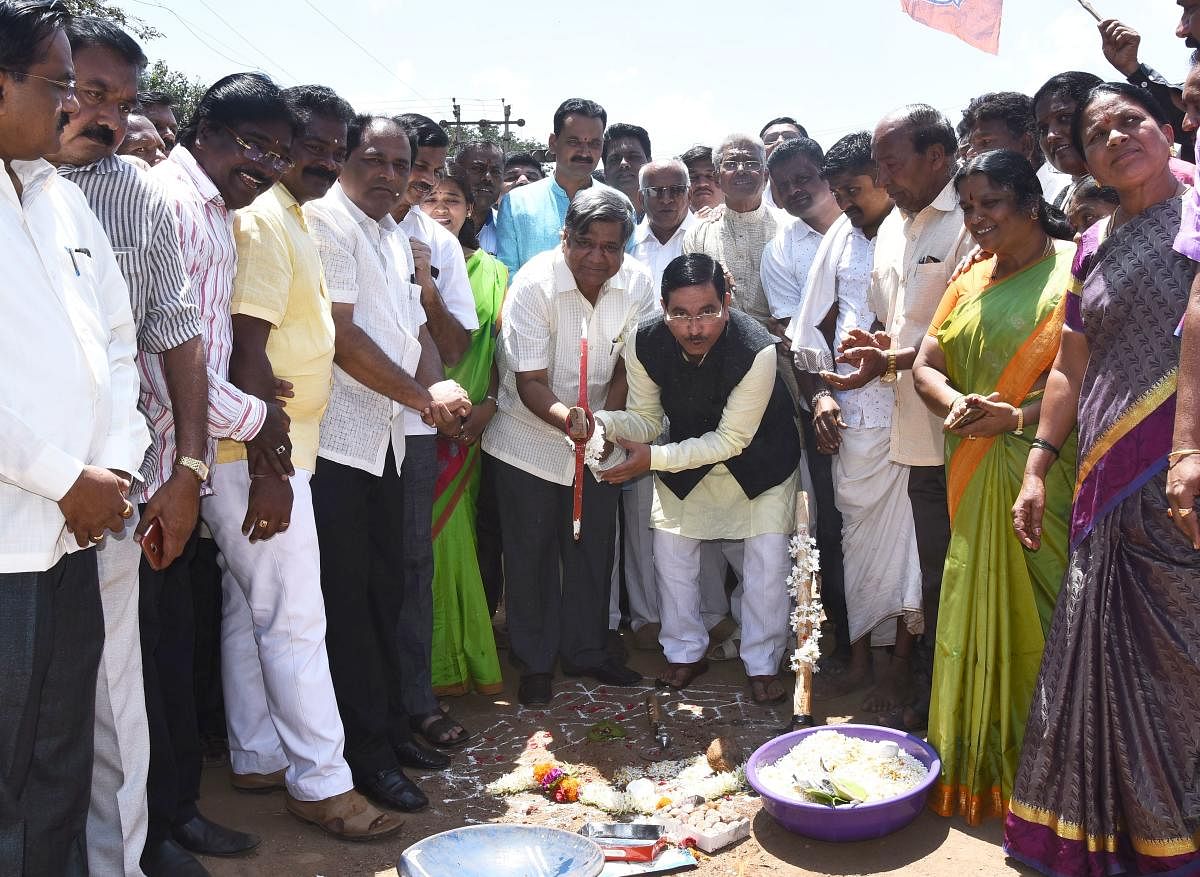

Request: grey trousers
left=89, top=513, right=150, bottom=877
left=491, top=455, right=619, bottom=675
left=0, top=550, right=102, bottom=877
left=396, top=435, right=439, bottom=719
left=907, top=464, right=950, bottom=654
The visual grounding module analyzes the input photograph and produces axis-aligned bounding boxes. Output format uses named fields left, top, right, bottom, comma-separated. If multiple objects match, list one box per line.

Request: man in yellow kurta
left=596, top=253, right=802, bottom=703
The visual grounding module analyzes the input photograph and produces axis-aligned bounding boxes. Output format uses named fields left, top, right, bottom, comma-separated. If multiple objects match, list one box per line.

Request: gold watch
left=879, top=350, right=899, bottom=384
left=175, top=455, right=209, bottom=482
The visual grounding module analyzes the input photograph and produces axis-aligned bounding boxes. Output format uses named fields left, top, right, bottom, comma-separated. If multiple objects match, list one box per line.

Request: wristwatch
left=879, top=350, right=899, bottom=384
left=175, top=455, right=210, bottom=482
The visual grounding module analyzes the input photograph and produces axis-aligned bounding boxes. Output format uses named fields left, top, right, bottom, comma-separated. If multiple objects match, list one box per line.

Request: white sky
left=123, top=0, right=1189, bottom=157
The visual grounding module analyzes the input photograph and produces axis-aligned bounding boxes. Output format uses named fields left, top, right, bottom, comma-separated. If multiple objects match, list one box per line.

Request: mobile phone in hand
left=140, top=517, right=166, bottom=570
left=947, top=404, right=986, bottom=431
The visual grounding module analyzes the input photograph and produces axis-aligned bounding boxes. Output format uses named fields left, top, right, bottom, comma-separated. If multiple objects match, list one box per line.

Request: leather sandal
left=286, top=790, right=403, bottom=840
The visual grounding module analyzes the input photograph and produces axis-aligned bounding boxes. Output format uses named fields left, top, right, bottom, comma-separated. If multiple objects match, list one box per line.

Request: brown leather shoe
left=286, top=790, right=404, bottom=840
left=230, top=768, right=286, bottom=793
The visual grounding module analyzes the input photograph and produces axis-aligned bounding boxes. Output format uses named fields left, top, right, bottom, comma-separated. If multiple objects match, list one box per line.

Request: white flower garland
left=786, top=533, right=824, bottom=673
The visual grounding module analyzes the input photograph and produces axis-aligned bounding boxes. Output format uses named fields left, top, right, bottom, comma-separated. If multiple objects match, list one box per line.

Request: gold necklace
left=990, top=237, right=1054, bottom=283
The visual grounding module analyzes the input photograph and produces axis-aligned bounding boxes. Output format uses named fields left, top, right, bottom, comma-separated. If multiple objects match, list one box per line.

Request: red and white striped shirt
left=146, top=145, right=266, bottom=496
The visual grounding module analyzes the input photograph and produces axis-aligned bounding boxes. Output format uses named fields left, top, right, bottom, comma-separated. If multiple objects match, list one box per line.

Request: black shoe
left=565, top=659, right=643, bottom=687
left=518, top=673, right=553, bottom=706
left=605, top=628, right=628, bottom=661
left=357, top=767, right=429, bottom=812
left=172, top=813, right=260, bottom=857
left=394, top=738, right=451, bottom=771
left=141, top=839, right=212, bottom=876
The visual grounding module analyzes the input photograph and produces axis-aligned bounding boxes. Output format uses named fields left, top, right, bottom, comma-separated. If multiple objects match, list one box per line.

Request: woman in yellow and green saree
left=913, top=149, right=1077, bottom=825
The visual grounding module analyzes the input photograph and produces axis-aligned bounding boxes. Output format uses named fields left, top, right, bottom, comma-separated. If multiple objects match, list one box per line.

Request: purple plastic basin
left=745, top=723, right=941, bottom=843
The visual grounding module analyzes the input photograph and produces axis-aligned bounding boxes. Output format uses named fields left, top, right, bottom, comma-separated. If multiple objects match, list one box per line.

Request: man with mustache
left=304, top=114, right=471, bottom=814
left=144, top=72, right=297, bottom=875
left=47, top=16, right=209, bottom=876
left=452, top=138, right=505, bottom=252
left=603, top=122, right=651, bottom=221
left=595, top=253, right=801, bottom=702
left=119, top=112, right=167, bottom=166
left=388, top=112, right=478, bottom=749
left=0, top=2, right=148, bottom=871
left=681, top=145, right=723, bottom=216
left=496, top=97, right=632, bottom=275
left=958, top=91, right=1069, bottom=205
left=760, top=117, right=808, bottom=210
left=198, top=85, right=401, bottom=842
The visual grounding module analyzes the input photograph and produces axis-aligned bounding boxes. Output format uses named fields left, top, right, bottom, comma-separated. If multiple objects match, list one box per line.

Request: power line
left=192, top=0, right=302, bottom=83
left=300, top=0, right=427, bottom=100
left=127, top=0, right=262, bottom=70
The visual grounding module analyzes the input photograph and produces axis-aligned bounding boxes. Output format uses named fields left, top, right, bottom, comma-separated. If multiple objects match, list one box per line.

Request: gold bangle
left=1167, top=448, right=1200, bottom=468
left=1013, top=406, right=1024, bottom=436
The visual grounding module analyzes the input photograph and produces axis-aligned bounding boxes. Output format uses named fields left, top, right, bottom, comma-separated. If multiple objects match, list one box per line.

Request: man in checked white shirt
left=48, top=17, right=208, bottom=876
left=305, top=115, right=470, bottom=814
left=482, top=187, right=657, bottom=707
left=0, top=2, right=148, bottom=871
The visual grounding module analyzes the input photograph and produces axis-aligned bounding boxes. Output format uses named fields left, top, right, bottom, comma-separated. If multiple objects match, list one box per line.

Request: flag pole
left=1075, top=0, right=1102, bottom=22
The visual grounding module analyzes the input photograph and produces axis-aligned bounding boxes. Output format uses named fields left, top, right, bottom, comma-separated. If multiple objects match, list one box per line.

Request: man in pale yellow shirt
left=199, top=86, right=400, bottom=841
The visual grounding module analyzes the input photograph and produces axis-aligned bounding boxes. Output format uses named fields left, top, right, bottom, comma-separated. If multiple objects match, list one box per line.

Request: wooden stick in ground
left=1075, top=0, right=1102, bottom=22
left=791, top=492, right=819, bottom=730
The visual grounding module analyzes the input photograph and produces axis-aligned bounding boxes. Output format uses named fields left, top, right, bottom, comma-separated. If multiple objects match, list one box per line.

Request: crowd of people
left=2, top=0, right=1199, bottom=875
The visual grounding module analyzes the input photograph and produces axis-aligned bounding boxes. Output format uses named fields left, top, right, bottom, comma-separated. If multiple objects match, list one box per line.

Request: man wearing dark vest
left=596, top=253, right=802, bottom=704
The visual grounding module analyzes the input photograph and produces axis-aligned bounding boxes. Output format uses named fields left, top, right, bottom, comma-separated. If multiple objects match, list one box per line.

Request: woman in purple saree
left=1005, top=83, right=1200, bottom=876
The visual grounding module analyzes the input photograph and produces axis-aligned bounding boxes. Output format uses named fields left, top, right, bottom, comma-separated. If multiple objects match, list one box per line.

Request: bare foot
left=861, top=656, right=914, bottom=712
left=814, top=664, right=872, bottom=698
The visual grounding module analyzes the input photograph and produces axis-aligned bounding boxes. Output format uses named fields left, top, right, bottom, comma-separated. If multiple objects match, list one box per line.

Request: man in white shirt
left=759, top=116, right=808, bottom=210
left=452, top=139, right=505, bottom=253
left=391, top=113, right=480, bottom=748
left=825, top=105, right=973, bottom=730
left=0, top=3, right=147, bottom=871
left=787, top=131, right=922, bottom=706
left=482, top=187, right=657, bottom=706
left=305, top=116, right=470, bottom=813
left=617, top=158, right=696, bottom=648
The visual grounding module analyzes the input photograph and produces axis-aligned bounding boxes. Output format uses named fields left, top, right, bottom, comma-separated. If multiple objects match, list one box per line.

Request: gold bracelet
left=1013, top=406, right=1024, bottom=436
left=1167, top=448, right=1200, bottom=468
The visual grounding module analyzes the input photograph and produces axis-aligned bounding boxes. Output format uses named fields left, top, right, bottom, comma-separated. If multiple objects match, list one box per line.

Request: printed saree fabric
left=430, top=249, right=507, bottom=695
left=1005, top=196, right=1200, bottom=876
left=926, top=244, right=1077, bottom=825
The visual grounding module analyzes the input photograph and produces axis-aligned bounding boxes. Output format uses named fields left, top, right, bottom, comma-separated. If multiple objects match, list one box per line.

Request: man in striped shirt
left=49, top=17, right=208, bottom=877
left=142, top=73, right=297, bottom=874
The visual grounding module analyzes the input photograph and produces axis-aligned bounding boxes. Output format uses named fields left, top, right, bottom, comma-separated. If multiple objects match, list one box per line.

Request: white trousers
left=608, top=475, right=736, bottom=632
left=201, top=461, right=352, bottom=801
left=653, top=530, right=790, bottom=676
left=89, top=511, right=149, bottom=877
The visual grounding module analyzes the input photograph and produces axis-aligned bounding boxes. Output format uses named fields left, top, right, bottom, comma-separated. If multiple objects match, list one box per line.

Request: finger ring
left=89, top=533, right=105, bottom=544
left=968, top=435, right=978, bottom=441
left=120, top=500, right=134, bottom=519
left=275, top=444, right=287, bottom=456
left=1180, top=507, right=1194, bottom=518
left=258, top=519, right=270, bottom=528
left=279, top=521, right=290, bottom=529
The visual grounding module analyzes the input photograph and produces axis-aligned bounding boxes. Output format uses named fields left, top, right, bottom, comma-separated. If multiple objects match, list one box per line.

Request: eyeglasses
left=640, top=184, right=688, bottom=200
left=719, top=159, right=763, bottom=173
left=664, top=308, right=724, bottom=326
left=223, top=125, right=295, bottom=173
left=2, top=68, right=75, bottom=97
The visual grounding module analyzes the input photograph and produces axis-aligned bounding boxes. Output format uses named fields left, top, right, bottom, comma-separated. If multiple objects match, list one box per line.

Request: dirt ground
left=199, top=638, right=1036, bottom=877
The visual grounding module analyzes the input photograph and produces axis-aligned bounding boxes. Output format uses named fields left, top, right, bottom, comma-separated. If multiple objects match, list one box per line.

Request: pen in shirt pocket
left=65, top=246, right=92, bottom=276
left=917, top=255, right=942, bottom=265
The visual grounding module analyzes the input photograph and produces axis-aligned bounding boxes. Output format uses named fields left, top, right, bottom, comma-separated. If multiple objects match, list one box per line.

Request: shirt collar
left=56, top=153, right=124, bottom=176
left=902, top=177, right=958, bottom=221
left=635, top=210, right=697, bottom=246
left=0, top=158, right=57, bottom=208
left=167, top=145, right=224, bottom=207
left=329, top=181, right=398, bottom=236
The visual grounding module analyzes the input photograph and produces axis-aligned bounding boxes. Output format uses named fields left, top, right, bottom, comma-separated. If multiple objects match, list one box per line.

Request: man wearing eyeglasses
left=197, top=85, right=402, bottom=844
left=143, top=72, right=298, bottom=874
left=496, top=97, right=633, bottom=276
left=47, top=17, right=209, bottom=876
left=596, top=253, right=801, bottom=703
left=0, top=3, right=149, bottom=872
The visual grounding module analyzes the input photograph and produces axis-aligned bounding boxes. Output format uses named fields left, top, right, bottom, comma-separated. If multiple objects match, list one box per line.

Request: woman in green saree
left=912, top=150, right=1077, bottom=825
left=420, top=170, right=506, bottom=696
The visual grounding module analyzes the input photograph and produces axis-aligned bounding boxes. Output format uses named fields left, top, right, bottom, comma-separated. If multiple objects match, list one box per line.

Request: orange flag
left=900, top=0, right=1003, bottom=54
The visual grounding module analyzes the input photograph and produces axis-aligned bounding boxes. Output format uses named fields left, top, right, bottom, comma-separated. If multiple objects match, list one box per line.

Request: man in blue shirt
left=496, top=98, right=631, bottom=275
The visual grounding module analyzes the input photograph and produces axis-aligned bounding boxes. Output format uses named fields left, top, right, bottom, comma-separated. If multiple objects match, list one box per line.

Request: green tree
left=141, top=59, right=207, bottom=125
left=446, top=122, right=546, bottom=159
left=64, top=0, right=159, bottom=40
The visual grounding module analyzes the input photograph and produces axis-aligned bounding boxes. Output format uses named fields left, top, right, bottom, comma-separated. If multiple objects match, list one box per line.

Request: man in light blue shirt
left=496, top=98, right=632, bottom=275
